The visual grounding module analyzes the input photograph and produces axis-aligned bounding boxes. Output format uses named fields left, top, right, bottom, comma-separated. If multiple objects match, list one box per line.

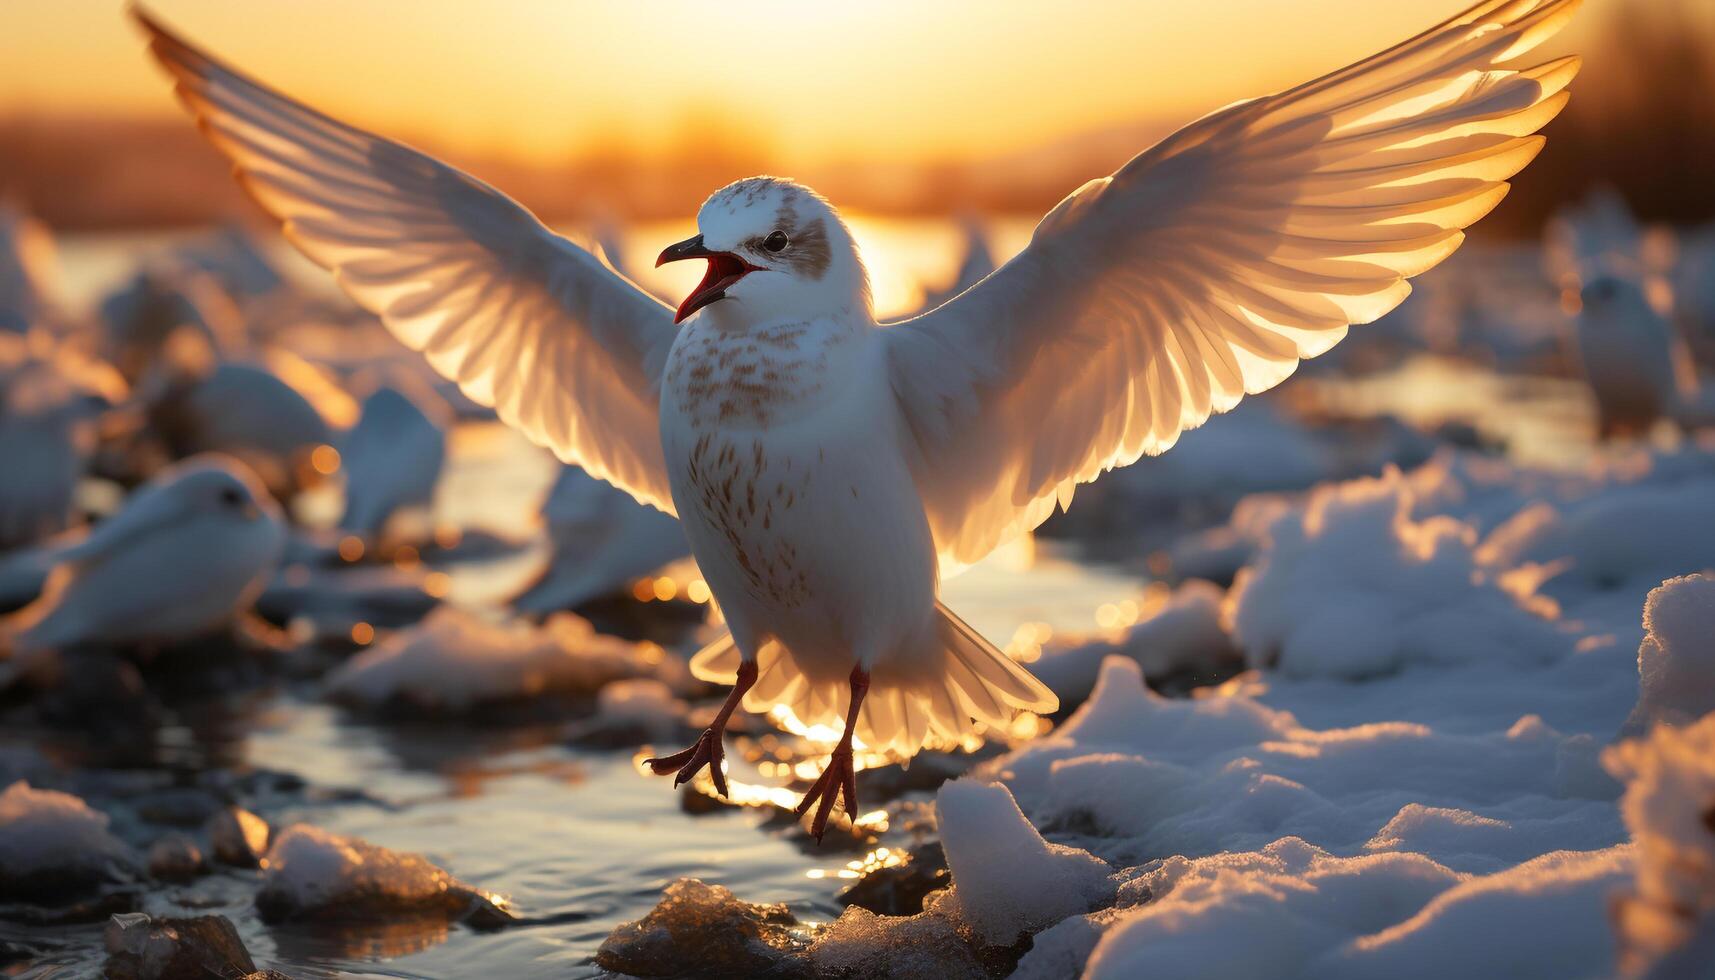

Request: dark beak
left=656, top=234, right=759, bottom=324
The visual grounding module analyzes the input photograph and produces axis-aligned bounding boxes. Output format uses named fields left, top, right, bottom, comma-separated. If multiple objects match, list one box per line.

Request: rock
left=596, top=877, right=811, bottom=979
left=103, top=912, right=261, bottom=980
left=206, top=806, right=270, bottom=867
left=0, top=781, right=141, bottom=906
left=837, top=843, right=950, bottom=916
left=147, top=834, right=206, bottom=881
left=133, top=787, right=227, bottom=827
left=255, top=824, right=512, bottom=926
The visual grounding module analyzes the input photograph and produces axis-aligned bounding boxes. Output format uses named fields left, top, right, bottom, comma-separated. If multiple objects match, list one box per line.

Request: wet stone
left=837, top=842, right=951, bottom=916
left=133, top=786, right=227, bottom=827
left=595, top=877, right=812, bottom=979
left=147, top=833, right=206, bottom=881
left=103, top=912, right=260, bottom=980
left=206, top=806, right=270, bottom=867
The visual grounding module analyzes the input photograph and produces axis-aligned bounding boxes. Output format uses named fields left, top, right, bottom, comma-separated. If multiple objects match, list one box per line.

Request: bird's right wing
left=885, top=0, right=1578, bottom=567
left=135, top=8, right=682, bottom=514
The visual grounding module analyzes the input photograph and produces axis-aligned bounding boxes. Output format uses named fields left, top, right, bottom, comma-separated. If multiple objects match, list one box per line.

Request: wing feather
left=887, top=0, right=1579, bottom=566
left=134, top=8, right=681, bottom=513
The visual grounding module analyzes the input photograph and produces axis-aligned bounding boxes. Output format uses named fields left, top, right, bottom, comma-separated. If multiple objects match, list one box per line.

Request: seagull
left=337, top=378, right=450, bottom=542
left=2, top=455, right=284, bottom=663
left=512, top=465, right=690, bottom=615
left=137, top=0, right=1579, bottom=838
left=1547, top=191, right=1698, bottom=439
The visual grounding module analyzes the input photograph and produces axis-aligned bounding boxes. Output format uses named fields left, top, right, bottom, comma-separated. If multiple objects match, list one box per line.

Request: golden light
left=350, top=622, right=374, bottom=645
left=336, top=535, right=364, bottom=562
left=393, top=545, right=420, bottom=569
left=651, top=576, right=678, bottom=602
left=310, top=444, right=341, bottom=475
left=423, top=572, right=451, bottom=598
left=433, top=525, right=463, bottom=550
left=631, top=579, right=655, bottom=603
left=686, top=580, right=711, bottom=604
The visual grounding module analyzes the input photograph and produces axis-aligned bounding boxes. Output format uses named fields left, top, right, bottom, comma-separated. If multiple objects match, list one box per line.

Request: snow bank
left=1229, top=467, right=1569, bottom=679
left=978, top=658, right=1623, bottom=872
left=934, top=779, right=1113, bottom=945
left=0, top=781, right=139, bottom=903
left=256, top=824, right=505, bottom=923
left=1029, top=579, right=1241, bottom=705
left=325, top=607, right=678, bottom=713
left=1604, top=712, right=1715, bottom=975
left=1626, top=575, right=1715, bottom=732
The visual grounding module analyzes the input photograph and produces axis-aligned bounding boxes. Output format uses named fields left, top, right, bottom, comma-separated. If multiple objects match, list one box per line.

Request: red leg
left=794, top=665, right=869, bottom=842
left=645, top=660, right=756, bottom=797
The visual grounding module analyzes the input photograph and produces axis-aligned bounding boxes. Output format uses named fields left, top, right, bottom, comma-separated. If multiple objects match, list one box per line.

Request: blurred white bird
left=911, top=217, right=996, bottom=315
left=512, top=466, right=689, bottom=615
left=1547, top=190, right=1699, bottom=438
left=337, top=379, right=450, bottom=542
left=0, top=337, right=126, bottom=552
left=141, top=0, right=1580, bottom=838
left=1, top=455, right=284, bottom=663
left=0, top=206, right=61, bottom=335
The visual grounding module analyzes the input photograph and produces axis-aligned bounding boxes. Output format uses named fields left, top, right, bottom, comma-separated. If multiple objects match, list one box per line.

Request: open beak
left=656, top=234, right=759, bottom=324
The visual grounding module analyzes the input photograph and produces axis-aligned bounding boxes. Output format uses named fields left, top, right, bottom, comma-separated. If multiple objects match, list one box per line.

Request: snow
left=1627, top=575, right=1715, bottom=732
left=325, top=606, right=680, bottom=712
left=1604, top=712, right=1715, bottom=975
left=595, top=679, right=687, bottom=737
left=933, top=779, right=1113, bottom=945
left=1228, top=466, right=1569, bottom=680
left=0, top=781, right=139, bottom=901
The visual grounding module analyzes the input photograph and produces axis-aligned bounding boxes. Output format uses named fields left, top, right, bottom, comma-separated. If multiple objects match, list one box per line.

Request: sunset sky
left=1, top=0, right=1599, bottom=169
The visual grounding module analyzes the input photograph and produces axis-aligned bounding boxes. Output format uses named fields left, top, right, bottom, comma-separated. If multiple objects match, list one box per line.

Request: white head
left=656, top=177, right=869, bottom=326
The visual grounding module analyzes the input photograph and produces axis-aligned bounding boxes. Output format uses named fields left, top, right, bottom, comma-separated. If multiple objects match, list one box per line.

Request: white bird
left=2, top=455, right=285, bottom=661
left=0, top=206, right=61, bottom=335
left=1547, top=191, right=1699, bottom=439
left=512, top=466, right=690, bottom=615
left=0, top=337, right=125, bottom=552
left=337, top=379, right=450, bottom=542
left=138, top=0, right=1580, bottom=838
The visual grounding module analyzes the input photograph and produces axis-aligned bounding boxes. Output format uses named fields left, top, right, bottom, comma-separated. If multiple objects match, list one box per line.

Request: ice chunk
left=103, top=913, right=264, bottom=980
left=595, top=877, right=807, bottom=978
left=255, top=824, right=507, bottom=924
left=934, top=779, right=1113, bottom=945
left=1627, top=575, right=1715, bottom=731
left=1604, top=712, right=1715, bottom=975
left=1229, top=467, right=1569, bottom=679
left=325, top=607, right=673, bottom=713
left=806, top=902, right=986, bottom=980
left=0, top=781, right=139, bottom=904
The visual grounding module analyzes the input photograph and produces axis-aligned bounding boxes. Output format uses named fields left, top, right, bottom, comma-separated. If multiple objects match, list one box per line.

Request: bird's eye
left=219, top=487, right=246, bottom=509
left=763, top=230, right=790, bottom=253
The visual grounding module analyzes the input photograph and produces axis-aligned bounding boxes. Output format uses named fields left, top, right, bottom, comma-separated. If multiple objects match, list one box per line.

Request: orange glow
left=336, top=535, right=364, bottom=562
left=350, top=622, right=374, bottom=645
left=0, top=2, right=1595, bottom=172
left=309, top=444, right=341, bottom=476
left=423, top=572, right=452, bottom=598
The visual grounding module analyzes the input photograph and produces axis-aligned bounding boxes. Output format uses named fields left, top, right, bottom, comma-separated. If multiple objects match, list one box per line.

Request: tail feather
left=683, top=601, right=1058, bottom=757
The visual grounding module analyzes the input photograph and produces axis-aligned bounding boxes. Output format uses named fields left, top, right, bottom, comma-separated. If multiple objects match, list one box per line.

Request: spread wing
left=135, top=8, right=681, bottom=514
left=886, top=0, right=1579, bottom=566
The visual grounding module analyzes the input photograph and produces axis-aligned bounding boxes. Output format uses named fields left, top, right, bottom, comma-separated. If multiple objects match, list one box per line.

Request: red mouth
left=675, top=252, right=759, bottom=324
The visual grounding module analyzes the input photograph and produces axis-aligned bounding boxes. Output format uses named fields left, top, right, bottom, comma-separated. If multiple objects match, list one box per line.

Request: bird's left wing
left=135, top=9, right=681, bottom=514
left=885, top=0, right=1578, bottom=567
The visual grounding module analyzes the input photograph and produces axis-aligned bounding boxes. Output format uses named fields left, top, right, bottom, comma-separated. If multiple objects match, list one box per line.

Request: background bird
left=2, top=454, right=284, bottom=660
left=512, top=465, right=690, bottom=616
left=336, top=376, right=451, bottom=545
left=138, top=0, right=1581, bottom=839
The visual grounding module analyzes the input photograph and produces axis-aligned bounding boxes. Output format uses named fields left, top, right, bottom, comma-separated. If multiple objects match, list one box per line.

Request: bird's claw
left=644, top=727, right=728, bottom=797
left=794, top=743, right=858, bottom=843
